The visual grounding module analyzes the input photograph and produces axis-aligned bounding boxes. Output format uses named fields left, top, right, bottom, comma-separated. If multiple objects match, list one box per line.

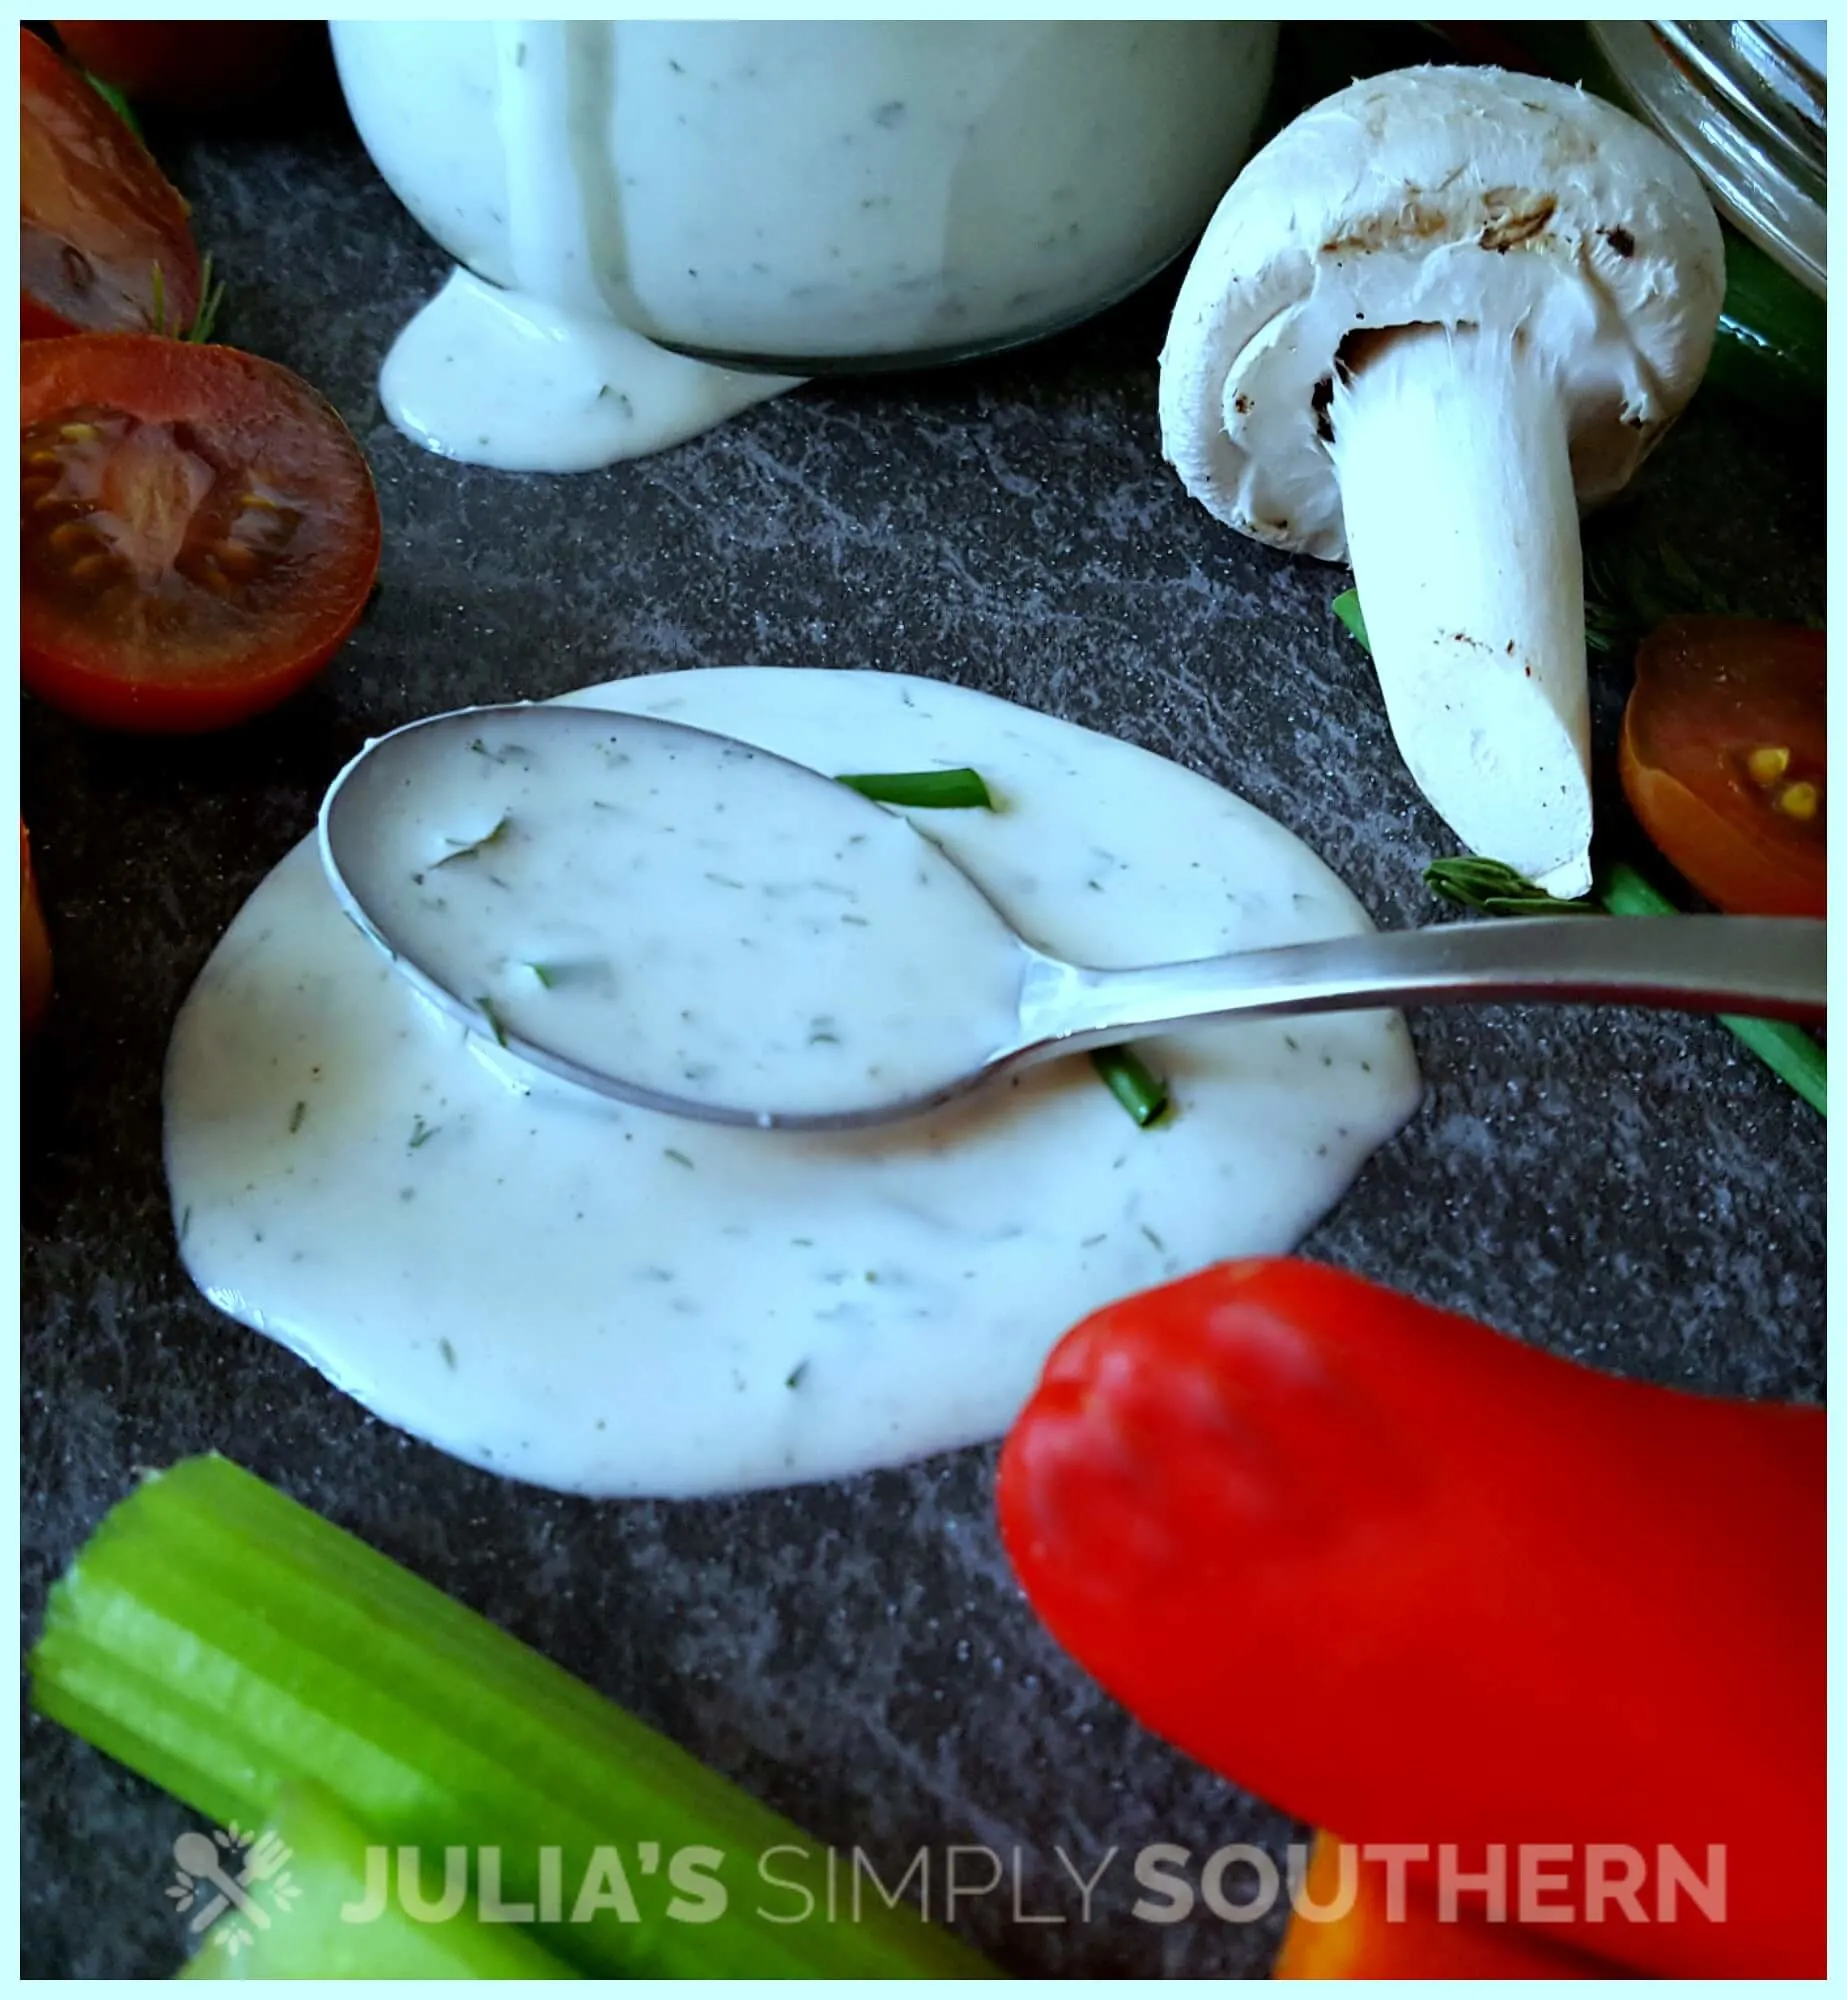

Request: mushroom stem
left=1328, top=324, right=1593, bottom=897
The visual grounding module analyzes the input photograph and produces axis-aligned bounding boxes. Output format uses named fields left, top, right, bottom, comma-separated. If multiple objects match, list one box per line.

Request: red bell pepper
left=996, top=1258, right=1822, bottom=1978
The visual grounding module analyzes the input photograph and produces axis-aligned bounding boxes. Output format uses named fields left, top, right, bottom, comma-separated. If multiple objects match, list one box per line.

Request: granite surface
left=20, top=54, right=1825, bottom=1980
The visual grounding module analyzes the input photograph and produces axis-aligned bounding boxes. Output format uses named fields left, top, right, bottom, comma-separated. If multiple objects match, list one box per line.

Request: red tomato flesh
left=20, top=26, right=201, bottom=339
left=1619, top=616, right=1825, bottom=919
left=22, top=336, right=382, bottom=732
left=52, top=21, right=315, bottom=112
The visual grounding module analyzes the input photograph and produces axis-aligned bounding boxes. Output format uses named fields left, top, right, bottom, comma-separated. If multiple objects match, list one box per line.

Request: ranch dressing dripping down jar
left=331, top=20, right=1278, bottom=470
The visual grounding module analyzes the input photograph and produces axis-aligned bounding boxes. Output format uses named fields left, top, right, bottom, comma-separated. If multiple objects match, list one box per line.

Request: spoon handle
left=1017, top=915, right=1826, bottom=1053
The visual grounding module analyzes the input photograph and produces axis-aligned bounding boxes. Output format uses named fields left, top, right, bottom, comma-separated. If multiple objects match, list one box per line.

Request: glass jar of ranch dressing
left=331, top=21, right=1278, bottom=472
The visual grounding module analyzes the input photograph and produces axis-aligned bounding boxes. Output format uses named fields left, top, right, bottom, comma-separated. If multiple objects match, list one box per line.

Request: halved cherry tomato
left=22, top=336, right=381, bottom=732
left=22, top=823, right=53, bottom=1037
left=52, top=22, right=316, bottom=112
left=1619, top=616, right=1825, bottom=919
left=20, top=26, right=202, bottom=339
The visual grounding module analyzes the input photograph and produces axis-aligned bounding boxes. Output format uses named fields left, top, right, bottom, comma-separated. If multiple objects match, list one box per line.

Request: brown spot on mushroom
left=1321, top=202, right=1448, bottom=256
left=1505, top=641, right=1515, bottom=655
left=1478, top=191, right=1557, bottom=252
left=1311, top=375, right=1335, bottom=444
left=1601, top=225, right=1636, bottom=258
left=1233, top=392, right=1252, bottom=415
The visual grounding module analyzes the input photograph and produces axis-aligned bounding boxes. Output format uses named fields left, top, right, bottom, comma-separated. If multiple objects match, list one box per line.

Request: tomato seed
left=47, top=520, right=99, bottom=557
left=1746, top=744, right=1791, bottom=787
left=1776, top=781, right=1820, bottom=822
left=212, top=542, right=263, bottom=579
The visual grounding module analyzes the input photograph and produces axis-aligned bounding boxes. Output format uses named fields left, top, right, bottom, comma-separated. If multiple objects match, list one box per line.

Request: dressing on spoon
left=323, top=702, right=1824, bottom=1133
left=322, top=705, right=1033, bottom=1124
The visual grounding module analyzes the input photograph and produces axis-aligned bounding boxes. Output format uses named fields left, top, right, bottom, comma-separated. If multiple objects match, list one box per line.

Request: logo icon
left=166, top=1820, right=301, bottom=1957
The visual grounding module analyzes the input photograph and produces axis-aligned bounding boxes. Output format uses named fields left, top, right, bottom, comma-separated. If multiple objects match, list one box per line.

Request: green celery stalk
left=179, top=1780, right=579, bottom=1979
left=29, top=1455, right=993, bottom=1980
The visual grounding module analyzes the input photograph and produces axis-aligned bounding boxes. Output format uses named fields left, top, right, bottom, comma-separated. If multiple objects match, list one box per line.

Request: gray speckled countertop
left=22, top=54, right=1825, bottom=1980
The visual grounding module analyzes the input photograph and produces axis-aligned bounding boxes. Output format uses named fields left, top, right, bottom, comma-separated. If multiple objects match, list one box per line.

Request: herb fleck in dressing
left=164, top=668, right=1420, bottom=1500
left=334, top=714, right=1032, bottom=1120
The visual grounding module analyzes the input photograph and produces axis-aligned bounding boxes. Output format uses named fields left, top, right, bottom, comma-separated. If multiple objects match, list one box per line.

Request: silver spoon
left=320, top=702, right=1826, bottom=1131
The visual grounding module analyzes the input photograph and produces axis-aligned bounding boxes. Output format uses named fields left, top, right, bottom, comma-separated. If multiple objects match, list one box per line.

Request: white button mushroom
left=1159, top=65, right=1725, bottom=896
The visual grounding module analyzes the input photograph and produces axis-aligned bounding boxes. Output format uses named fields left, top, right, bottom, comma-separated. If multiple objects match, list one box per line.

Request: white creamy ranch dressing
left=165, top=669, right=1420, bottom=1499
left=331, top=709, right=1030, bottom=1119
left=332, top=21, right=1277, bottom=471
left=379, top=272, right=797, bottom=475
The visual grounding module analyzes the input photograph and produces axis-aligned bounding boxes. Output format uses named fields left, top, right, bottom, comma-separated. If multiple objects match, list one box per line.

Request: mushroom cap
left=1159, top=66, right=1726, bottom=561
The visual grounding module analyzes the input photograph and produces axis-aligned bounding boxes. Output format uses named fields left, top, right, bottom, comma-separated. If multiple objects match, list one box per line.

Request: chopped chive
left=663, top=1147, right=694, bottom=1169
left=1331, top=587, right=1370, bottom=651
left=834, top=768, right=995, bottom=810
left=437, top=1338, right=457, bottom=1370
left=288, top=1100, right=307, bottom=1134
left=473, top=996, right=507, bottom=1047
left=1091, top=1046, right=1171, bottom=1128
left=526, top=962, right=557, bottom=989
left=409, top=1115, right=437, bottom=1149
left=435, top=813, right=513, bottom=867
left=785, top=1360, right=809, bottom=1390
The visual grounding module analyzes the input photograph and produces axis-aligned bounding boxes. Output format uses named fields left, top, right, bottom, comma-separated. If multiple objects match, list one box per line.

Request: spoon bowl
left=320, top=701, right=1827, bottom=1131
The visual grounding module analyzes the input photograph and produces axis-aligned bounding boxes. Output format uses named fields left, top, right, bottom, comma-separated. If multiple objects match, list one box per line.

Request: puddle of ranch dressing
left=332, top=709, right=1031, bottom=1120
left=164, top=668, right=1422, bottom=1500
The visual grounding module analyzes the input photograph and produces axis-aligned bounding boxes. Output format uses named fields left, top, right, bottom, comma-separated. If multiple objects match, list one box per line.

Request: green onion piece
left=28, top=1455, right=992, bottom=1980
left=1422, top=854, right=1826, bottom=1117
left=1090, top=1046, right=1170, bottom=1128
left=831, top=759, right=1172, bottom=1126
left=473, top=995, right=508, bottom=1047
left=1331, top=588, right=1370, bottom=652
left=84, top=70, right=142, bottom=140
left=1599, top=862, right=1826, bottom=1116
left=834, top=769, right=995, bottom=810
left=179, top=1779, right=579, bottom=1980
